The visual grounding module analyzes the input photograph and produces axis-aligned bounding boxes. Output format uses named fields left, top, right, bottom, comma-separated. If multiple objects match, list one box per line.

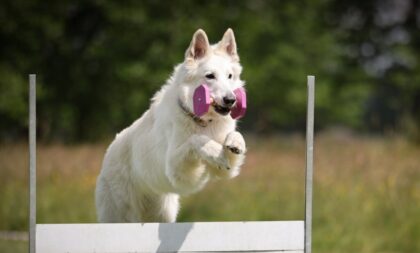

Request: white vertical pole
left=29, top=74, right=36, bottom=253
left=304, top=75, right=315, bottom=253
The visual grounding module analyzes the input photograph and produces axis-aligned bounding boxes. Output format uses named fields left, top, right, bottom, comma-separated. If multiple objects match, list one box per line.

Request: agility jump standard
left=28, top=74, right=315, bottom=253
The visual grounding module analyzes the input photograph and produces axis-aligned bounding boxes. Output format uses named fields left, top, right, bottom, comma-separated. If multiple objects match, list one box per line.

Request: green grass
left=0, top=134, right=419, bottom=252
left=0, top=240, right=27, bottom=253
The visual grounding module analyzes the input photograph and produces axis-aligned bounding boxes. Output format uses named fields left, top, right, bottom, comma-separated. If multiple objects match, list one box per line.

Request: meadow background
left=1, top=0, right=419, bottom=252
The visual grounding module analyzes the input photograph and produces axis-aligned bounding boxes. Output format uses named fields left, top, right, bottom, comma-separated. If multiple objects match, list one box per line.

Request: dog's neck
left=177, top=99, right=211, bottom=127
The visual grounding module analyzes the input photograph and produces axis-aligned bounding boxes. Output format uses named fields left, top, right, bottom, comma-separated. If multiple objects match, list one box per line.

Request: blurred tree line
left=0, top=0, right=419, bottom=142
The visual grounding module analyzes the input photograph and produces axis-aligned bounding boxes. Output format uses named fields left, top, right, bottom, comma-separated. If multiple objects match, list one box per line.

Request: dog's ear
left=185, top=29, right=210, bottom=61
left=218, top=28, right=239, bottom=61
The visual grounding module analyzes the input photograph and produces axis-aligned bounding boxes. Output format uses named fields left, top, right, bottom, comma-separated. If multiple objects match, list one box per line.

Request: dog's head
left=179, top=28, right=244, bottom=118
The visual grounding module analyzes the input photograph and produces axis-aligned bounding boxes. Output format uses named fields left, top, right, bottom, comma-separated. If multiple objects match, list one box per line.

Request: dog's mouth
left=213, top=104, right=231, bottom=116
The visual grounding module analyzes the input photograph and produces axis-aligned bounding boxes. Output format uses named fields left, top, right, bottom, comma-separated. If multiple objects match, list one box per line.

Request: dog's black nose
left=223, top=95, right=236, bottom=107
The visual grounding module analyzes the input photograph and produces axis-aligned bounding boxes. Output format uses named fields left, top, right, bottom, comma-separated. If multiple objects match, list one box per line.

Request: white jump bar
left=37, top=221, right=304, bottom=253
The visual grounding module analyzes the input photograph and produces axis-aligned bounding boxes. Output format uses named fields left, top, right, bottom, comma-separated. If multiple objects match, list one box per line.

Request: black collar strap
left=178, top=99, right=210, bottom=127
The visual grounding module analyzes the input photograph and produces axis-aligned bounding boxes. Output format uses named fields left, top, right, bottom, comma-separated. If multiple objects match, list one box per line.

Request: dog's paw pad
left=218, top=165, right=230, bottom=170
left=224, top=131, right=246, bottom=155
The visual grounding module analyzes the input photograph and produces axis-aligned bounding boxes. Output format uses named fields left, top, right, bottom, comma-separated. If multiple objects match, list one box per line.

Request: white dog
left=95, top=28, right=246, bottom=223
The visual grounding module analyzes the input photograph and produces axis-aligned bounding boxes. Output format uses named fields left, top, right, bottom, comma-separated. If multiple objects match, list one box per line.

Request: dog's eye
left=205, top=73, right=215, bottom=79
left=228, top=74, right=233, bottom=79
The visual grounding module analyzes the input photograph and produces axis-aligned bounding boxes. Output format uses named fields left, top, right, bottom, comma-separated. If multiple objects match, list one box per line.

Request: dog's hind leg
left=95, top=176, right=125, bottom=222
left=96, top=173, right=138, bottom=222
left=137, top=193, right=180, bottom=222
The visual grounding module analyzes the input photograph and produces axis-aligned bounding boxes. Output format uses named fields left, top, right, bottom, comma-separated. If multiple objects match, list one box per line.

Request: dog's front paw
left=224, top=131, right=246, bottom=155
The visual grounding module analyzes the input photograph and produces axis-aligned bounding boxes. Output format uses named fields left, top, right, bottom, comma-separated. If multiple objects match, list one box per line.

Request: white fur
left=95, top=28, right=246, bottom=223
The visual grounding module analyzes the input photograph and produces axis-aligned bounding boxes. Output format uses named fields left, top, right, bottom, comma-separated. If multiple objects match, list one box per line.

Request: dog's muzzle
left=213, top=94, right=236, bottom=116
left=213, top=104, right=232, bottom=115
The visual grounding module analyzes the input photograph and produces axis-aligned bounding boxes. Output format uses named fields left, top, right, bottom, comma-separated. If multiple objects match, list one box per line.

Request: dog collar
left=178, top=99, right=210, bottom=127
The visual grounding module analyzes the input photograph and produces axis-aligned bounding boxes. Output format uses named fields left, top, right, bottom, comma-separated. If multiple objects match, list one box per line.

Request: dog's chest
left=202, top=120, right=235, bottom=144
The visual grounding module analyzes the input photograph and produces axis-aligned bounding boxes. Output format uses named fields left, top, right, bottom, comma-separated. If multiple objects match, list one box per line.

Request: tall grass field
left=0, top=133, right=419, bottom=252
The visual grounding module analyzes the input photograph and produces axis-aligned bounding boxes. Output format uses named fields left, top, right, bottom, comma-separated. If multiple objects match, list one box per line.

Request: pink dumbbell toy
left=193, top=85, right=212, bottom=117
left=193, top=84, right=247, bottom=119
left=230, top=87, right=247, bottom=119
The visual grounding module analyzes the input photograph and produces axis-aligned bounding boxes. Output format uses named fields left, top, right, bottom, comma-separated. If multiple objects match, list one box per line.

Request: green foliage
left=0, top=240, right=27, bottom=253
left=0, top=0, right=419, bottom=141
